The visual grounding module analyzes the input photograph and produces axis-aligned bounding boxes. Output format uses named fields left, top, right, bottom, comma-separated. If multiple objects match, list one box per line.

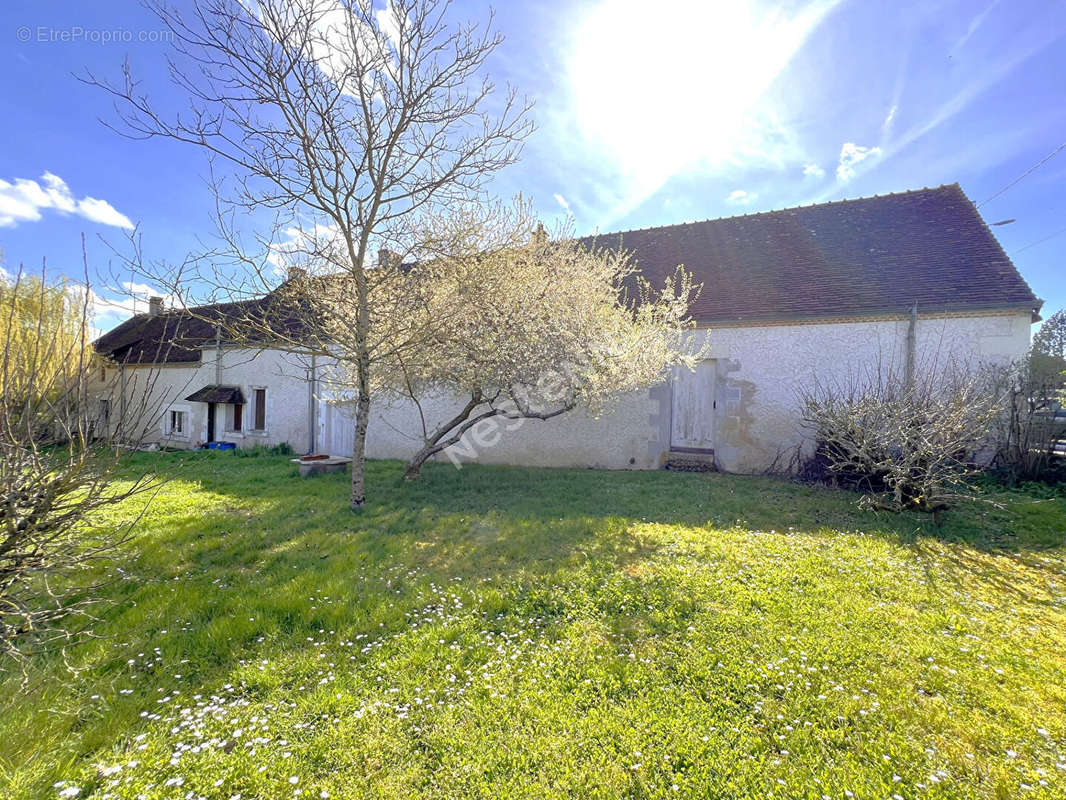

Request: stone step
left=662, top=450, right=716, bottom=472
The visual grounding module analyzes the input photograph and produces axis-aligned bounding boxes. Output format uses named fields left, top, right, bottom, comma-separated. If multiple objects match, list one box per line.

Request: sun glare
left=569, top=0, right=837, bottom=193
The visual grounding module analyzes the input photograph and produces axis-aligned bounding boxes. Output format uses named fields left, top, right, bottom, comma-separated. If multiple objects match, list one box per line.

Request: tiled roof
left=185, top=385, right=246, bottom=404
left=585, top=183, right=1041, bottom=323
left=94, top=291, right=311, bottom=365
left=95, top=184, right=1041, bottom=364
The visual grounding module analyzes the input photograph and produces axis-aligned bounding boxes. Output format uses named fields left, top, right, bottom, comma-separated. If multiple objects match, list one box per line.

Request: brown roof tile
left=96, top=184, right=1041, bottom=364
left=585, top=183, right=1041, bottom=323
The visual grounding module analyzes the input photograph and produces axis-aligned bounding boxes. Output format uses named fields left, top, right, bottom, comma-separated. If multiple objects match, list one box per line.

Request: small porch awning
left=185, top=385, right=246, bottom=404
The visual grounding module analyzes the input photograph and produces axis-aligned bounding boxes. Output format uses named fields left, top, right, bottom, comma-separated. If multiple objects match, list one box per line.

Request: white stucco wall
left=360, top=388, right=661, bottom=469
left=701, top=310, right=1032, bottom=472
left=357, top=310, right=1033, bottom=473
left=94, top=309, right=1033, bottom=471
left=92, top=346, right=316, bottom=452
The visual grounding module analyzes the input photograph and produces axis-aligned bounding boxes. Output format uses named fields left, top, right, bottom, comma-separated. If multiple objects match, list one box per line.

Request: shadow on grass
left=133, top=451, right=1066, bottom=554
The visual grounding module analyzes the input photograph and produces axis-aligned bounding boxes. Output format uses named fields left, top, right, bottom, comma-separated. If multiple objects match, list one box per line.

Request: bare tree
left=316, top=200, right=703, bottom=479
left=800, top=363, right=1002, bottom=514
left=1, top=261, right=158, bottom=667
left=85, top=0, right=532, bottom=508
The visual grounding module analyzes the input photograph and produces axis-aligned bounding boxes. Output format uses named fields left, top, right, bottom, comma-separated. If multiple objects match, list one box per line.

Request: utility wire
left=1014, top=224, right=1066, bottom=255
left=977, top=139, right=1066, bottom=207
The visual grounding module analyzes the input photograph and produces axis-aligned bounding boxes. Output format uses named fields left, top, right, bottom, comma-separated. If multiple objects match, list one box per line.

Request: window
left=100, top=399, right=110, bottom=422
left=253, top=388, right=266, bottom=430
left=231, top=403, right=243, bottom=432
left=169, top=410, right=185, bottom=434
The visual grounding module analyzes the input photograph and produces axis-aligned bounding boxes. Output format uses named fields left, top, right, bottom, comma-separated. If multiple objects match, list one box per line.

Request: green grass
left=2, top=453, right=1065, bottom=799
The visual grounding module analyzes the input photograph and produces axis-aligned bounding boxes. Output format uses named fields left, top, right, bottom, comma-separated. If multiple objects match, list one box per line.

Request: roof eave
left=694, top=301, right=1042, bottom=327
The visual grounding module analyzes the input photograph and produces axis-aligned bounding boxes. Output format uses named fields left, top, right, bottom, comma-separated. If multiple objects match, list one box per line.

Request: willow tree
left=327, top=201, right=704, bottom=479
left=0, top=271, right=89, bottom=418
left=86, top=0, right=532, bottom=508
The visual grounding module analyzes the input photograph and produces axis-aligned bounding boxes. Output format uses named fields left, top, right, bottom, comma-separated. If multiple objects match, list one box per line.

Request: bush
left=800, top=367, right=1000, bottom=513
left=985, top=355, right=1066, bottom=485
left=2, top=267, right=157, bottom=664
left=234, top=442, right=295, bottom=458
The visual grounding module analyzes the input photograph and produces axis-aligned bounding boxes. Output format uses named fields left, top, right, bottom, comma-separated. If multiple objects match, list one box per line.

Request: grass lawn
left=2, top=453, right=1065, bottom=799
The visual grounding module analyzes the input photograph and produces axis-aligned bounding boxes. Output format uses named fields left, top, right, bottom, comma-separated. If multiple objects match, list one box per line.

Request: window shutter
left=255, top=389, right=266, bottom=430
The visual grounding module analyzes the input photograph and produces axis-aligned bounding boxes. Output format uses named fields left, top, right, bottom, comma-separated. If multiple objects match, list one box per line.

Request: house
left=92, top=184, right=1042, bottom=472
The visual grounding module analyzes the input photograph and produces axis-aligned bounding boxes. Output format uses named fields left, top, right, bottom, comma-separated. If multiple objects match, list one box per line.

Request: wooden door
left=207, top=402, right=216, bottom=442
left=320, top=400, right=357, bottom=456
left=670, top=360, right=715, bottom=451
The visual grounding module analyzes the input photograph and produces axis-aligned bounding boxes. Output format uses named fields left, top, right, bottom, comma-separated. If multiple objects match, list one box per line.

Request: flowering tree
left=319, top=201, right=703, bottom=479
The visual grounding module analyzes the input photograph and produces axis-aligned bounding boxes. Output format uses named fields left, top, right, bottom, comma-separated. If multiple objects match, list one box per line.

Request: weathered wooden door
left=319, top=400, right=357, bottom=456
left=670, top=360, right=716, bottom=451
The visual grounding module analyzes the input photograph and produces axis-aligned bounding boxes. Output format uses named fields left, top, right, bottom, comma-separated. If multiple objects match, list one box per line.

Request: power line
left=1014, top=224, right=1066, bottom=255
left=977, top=139, right=1066, bottom=207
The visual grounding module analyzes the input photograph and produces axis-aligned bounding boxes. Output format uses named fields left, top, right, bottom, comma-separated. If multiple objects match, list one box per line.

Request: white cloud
left=953, top=0, right=1001, bottom=52
left=0, top=172, right=134, bottom=229
left=266, top=221, right=344, bottom=276
left=802, top=163, right=826, bottom=178
left=88, top=280, right=177, bottom=334
left=253, top=0, right=399, bottom=97
left=553, top=193, right=571, bottom=212
left=836, top=142, right=882, bottom=181
left=77, top=196, right=135, bottom=229
left=725, top=189, right=757, bottom=205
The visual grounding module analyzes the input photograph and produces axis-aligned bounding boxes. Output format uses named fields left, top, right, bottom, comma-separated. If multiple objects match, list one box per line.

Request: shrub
left=234, top=442, right=295, bottom=458
left=800, top=366, right=1000, bottom=513
left=2, top=267, right=157, bottom=665
left=985, top=355, right=1066, bottom=485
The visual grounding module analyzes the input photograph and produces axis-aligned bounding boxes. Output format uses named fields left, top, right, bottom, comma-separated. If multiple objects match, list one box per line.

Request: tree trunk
left=349, top=240, right=372, bottom=511
left=350, top=389, right=370, bottom=509
left=350, top=340, right=371, bottom=510
left=403, top=445, right=435, bottom=481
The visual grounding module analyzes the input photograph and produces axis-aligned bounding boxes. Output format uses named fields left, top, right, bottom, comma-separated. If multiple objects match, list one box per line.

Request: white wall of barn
left=355, top=310, right=1033, bottom=473
left=94, top=310, right=1032, bottom=472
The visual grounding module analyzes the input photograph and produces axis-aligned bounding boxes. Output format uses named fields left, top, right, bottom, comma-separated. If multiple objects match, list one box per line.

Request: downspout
left=904, top=301, right=918, bottom=391
left=308, top=354, right=317, bottom=454
left=119, top=363, right=127, bottom=442
left=214, top=326, right=222, bottom=385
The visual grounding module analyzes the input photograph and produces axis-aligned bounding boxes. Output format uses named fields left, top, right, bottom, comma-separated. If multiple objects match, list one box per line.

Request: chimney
left=378, top=248, right=398, bottom=268
left=287, top=266, right=307, bottom=282
left=148, top=296, right=163, bottom=317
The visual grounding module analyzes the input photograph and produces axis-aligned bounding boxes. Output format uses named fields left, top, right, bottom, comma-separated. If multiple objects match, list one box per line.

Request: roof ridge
left=583, top=184, right=963, bottom=241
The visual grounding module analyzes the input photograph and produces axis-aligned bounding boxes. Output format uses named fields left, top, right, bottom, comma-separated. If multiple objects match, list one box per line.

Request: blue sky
left=1, top=0, right=1064, bottom=333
